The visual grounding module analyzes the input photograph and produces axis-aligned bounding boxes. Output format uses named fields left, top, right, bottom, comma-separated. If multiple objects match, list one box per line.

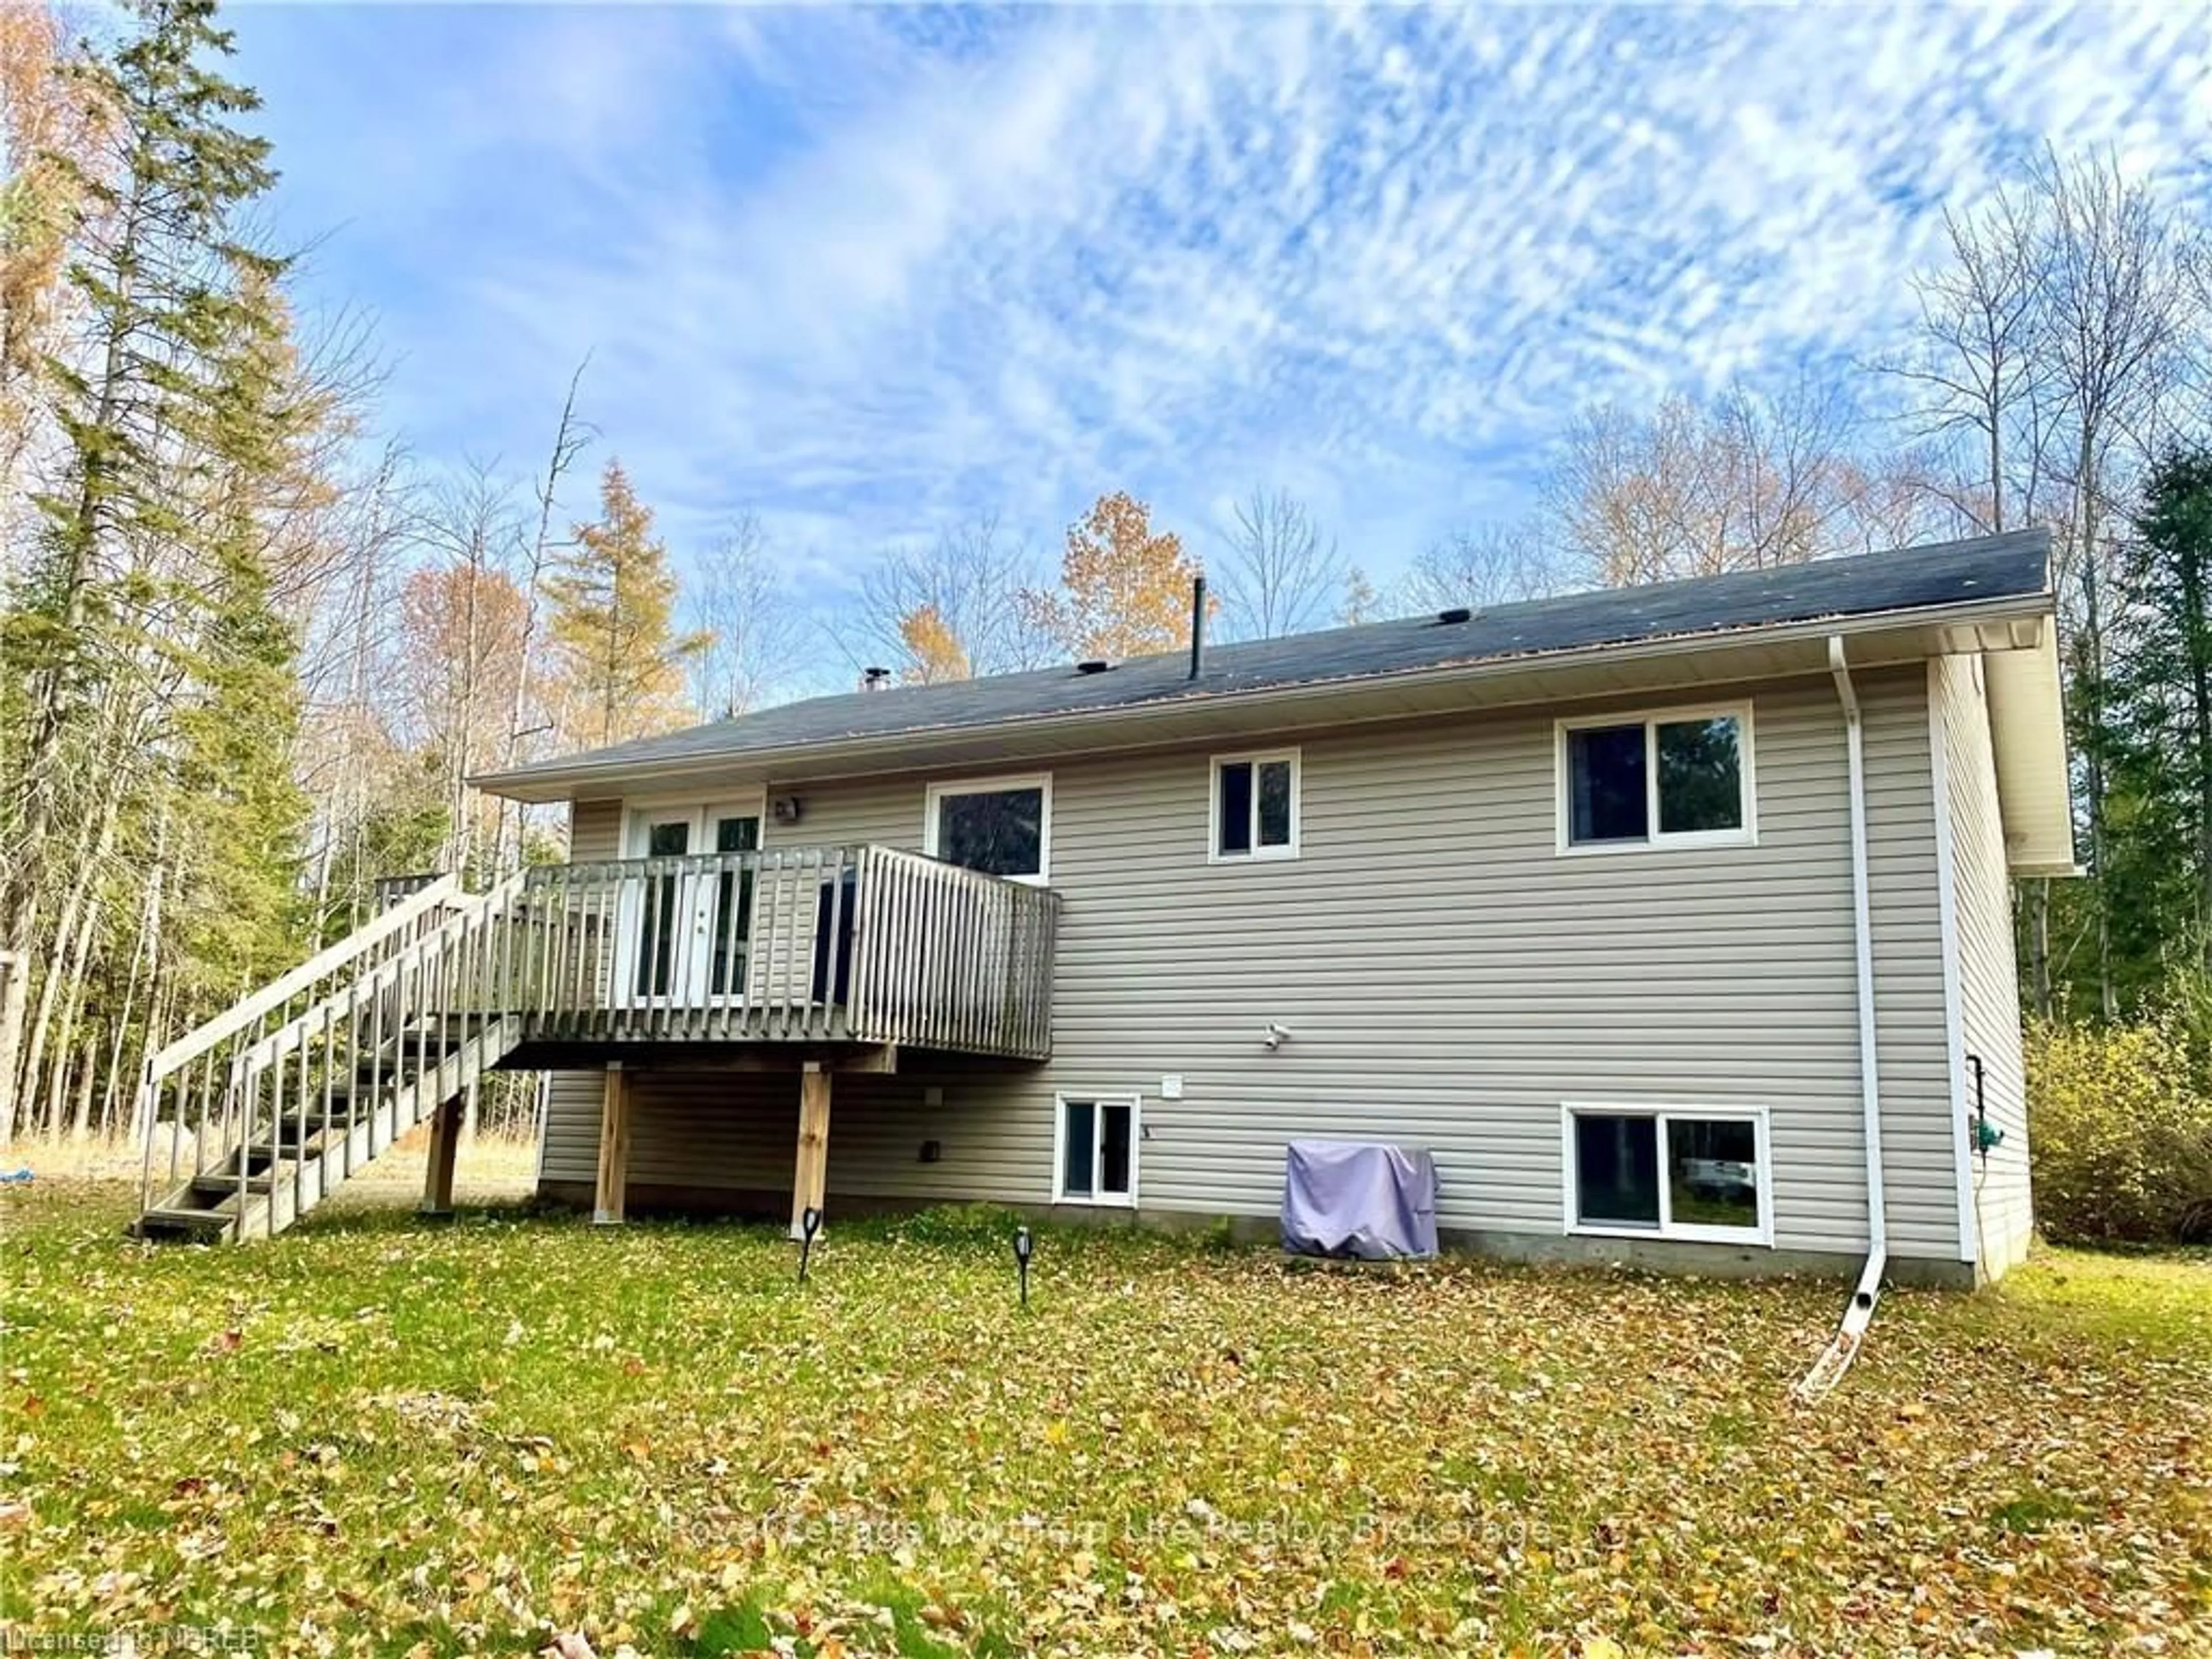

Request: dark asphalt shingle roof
left=486, top=528, right=2050, bottom=783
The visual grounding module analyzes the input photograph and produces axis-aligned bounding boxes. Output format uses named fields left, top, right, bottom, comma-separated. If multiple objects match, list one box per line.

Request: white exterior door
left=618, top=804, right=762, bottom=1009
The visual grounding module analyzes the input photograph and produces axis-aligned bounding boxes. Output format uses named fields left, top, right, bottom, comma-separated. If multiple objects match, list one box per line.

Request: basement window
left=1562, top=1105, right=1769, bottom=1244
left=1558, top=705, right=1755, bottom=851
left=1055, top=1094, right=1138, bottom=1206
left=924, top=774, right=1051, bottom=884
left=1211, top=749, right=1300, bottom=862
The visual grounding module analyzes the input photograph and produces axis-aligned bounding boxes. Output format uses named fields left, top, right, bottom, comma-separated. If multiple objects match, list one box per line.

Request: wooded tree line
left=1, top=2, right=2205, bottom=1150
left=0, top=1, right=719, bottom=1143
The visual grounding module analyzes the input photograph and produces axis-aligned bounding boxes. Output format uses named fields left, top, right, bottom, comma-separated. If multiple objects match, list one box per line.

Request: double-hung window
left=1562, top=1105, right=1770, bottom=1244
left=1558, top=705, right=1754, bottom=851
left=1211, top=749, right=1299, bottom=862
left=924, top=774, right=1051, bottom=884
left=1055, top=1094, right=1137, bottom=1206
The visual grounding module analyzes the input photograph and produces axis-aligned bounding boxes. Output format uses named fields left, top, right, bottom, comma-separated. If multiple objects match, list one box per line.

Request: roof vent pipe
left=861, top=666, right=892, bottom=692
left=1188, top=576, right=1207, bottom=681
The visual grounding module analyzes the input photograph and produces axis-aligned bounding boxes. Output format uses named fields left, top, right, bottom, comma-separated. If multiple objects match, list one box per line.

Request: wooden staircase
left=133, top=876, right=525, bottom=1243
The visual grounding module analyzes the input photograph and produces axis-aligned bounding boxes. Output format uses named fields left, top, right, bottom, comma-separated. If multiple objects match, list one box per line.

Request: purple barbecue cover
left=1281, top=1140, right=1438, bottom=1260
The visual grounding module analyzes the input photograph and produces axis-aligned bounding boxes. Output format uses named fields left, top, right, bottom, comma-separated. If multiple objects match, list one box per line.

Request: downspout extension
left=1797, top=635, right=1889, bottom=1402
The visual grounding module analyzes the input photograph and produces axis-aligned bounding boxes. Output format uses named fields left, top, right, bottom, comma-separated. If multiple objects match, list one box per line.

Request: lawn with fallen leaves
left=3, top=1183, right=2207, bottom=1658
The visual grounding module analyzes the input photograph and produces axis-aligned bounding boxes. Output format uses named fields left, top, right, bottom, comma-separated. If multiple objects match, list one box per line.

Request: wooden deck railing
left=131, top=847, right=1058, bottom=1236
left=505, top=844, right=1060, bottom=1059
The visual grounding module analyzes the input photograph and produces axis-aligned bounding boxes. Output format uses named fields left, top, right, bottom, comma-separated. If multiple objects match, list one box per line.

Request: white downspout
left=1797, top=635, right=1888, bottom=1400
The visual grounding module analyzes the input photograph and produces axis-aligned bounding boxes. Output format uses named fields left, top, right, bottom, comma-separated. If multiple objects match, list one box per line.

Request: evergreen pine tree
left=166, top=264, right=314, bottom=995
left=2109, top=445, right=2212, bottom=985
left=0, top=0, right=287, bottom=1132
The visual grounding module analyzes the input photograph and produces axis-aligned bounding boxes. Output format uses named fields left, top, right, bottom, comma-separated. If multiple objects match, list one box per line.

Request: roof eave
left=472, top=587, right=2057, bottom=805
left=1983, top=618, right=2079, bottom=876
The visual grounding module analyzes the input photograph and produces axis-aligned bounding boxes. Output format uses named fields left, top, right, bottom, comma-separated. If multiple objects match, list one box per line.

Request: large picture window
left=1562, top=1105, right=1769, bottom=1244
left=1558, top=706, right=1754, bottom=851
left=924, top=774, right=1051, bottom=883
left=1055, top=1094, right=1138, bottom=1206
left=1211, top=749, right=1300, bottom=862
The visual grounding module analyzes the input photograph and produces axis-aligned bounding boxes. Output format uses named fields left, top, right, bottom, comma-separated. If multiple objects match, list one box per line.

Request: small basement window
left=924, top=774, right=1051, bottom=884
left=1559, top=705, right=1753, bottom=850
left=1563, top=1105, right=1769, bottom=1244
left=1211, top=749, right=1300, bottom=862
left=1056, top=1094, right=1138, bottom=1206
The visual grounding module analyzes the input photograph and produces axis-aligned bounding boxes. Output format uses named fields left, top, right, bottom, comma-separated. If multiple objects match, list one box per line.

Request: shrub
left=2028, top=1007, right=2212, bottom=1244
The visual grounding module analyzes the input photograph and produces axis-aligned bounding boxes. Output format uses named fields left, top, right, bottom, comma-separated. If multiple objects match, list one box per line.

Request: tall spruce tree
left=2108, top=445, right=2212, bottom=987
left=0, top=0, right=287, bottom=1135
left=166, top=264, right=313, bottom=997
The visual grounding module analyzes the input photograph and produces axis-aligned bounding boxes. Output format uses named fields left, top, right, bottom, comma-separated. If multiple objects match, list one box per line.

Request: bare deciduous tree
left=1214, top=488, right=1342, bottom=641
left=297, top=439, right=417, bottom=937
left=688, top=512, right=800, bottom=718
left=1885, top=191, right=2058, bottom=536
left=855, top=512, right=1051, bottom=683
left=1888, top=146, right=2206, bottom=1016
left=2032, top=147, right=2200, bottom=1017
left=1339, top=565, right=1380, bottom=626
left=1550, top=377, right=1923, bottom=585
left=1399, top=522, right=1562, bottom=614
left=411, top=460, right=524, bottom=879
left=496, top=357, right=593, bottom=874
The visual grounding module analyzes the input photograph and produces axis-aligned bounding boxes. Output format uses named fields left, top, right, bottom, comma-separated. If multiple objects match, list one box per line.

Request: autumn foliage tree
left=1548, top=378, right=1933, bottom=586
left=1023, top=491, right=1204, bottom=660
left=898, top=603, right=970, bottom=684
left=1, top=6, right=107, bottom=529
left=546, top=459, right=703, bottom=747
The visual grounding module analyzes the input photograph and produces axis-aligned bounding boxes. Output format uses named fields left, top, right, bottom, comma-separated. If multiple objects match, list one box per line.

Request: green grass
left=4, top=1183, right=2209, bottom=1657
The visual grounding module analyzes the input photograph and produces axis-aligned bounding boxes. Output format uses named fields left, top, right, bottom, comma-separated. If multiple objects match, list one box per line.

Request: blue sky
left=228, top=2, right=2211, bottom=601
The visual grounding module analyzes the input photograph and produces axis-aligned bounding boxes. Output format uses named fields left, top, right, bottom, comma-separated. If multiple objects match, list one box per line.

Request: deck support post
left=594, top=1062, right=630, bottom=1225
left=419, top=1097, right=462, bottom=1219
left=790, top=1062, right=831, bottom=1240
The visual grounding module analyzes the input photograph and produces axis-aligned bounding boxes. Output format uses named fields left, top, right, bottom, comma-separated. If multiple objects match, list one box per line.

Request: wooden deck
left=130, top=847, right=1059, bottom=1241
left=505, top=844, right=1060, bottom=1059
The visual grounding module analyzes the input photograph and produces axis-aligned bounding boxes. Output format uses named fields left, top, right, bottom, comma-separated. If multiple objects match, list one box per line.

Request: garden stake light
left=797, top=1205, right=823, bottom=1283
left=1013, top=1224, right=1033, bottom=1306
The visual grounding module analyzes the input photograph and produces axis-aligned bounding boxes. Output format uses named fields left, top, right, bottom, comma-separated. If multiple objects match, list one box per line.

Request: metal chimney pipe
left=1188, top=575, right=1207, bottom=681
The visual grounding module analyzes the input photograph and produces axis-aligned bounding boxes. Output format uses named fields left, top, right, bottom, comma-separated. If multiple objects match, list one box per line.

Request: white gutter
left=1797, top=635, right=1888, bottom=1400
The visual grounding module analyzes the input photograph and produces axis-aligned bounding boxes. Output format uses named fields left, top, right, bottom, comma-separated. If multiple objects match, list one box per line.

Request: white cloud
left=232, top=0, right=2210, bottom=605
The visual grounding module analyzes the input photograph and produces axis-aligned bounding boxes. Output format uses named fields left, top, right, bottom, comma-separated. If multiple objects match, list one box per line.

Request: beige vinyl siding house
left=490, top=532, right=2071, bottom=1288
left=535, top=669, right=2024, bottom=1281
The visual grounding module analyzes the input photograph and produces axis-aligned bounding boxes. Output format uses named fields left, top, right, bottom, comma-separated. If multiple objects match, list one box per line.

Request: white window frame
left=1560, top=1102, right=1773, bottom=1247
left=1554, top=701, right=1758, bottom=854
left=922, top=772, right=1053, bottom=885
left=1052, top=1092, right=1140, bottom=1207
left=1207, top=747, right=1301, bottom=863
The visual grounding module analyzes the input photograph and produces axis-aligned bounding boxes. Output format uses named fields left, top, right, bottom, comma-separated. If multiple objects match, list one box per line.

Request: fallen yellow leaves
left=3, top=1185, right=2209, bottom=1658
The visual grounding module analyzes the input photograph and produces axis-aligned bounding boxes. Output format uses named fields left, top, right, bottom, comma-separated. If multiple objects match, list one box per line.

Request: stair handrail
left=142, top=874, right=463, bottom=1081
left=221, top=870, right=531, bottom=1239
left=230, top=870, right=527, bottom=1079
left=135, top=874, right=464, bottom=1222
